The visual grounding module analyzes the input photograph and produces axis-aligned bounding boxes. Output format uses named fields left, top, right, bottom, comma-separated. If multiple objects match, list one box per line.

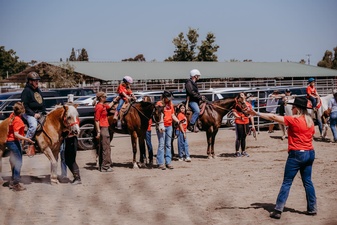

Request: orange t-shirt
left=306, top=85, right=317, bottom=97
left=284, top=115, right=315, bottom=151
left=233, top=102, right=252, bottom=125
left=156, top=101, right=175, bottom=127
left=117, top=83, right=133, bottom=100
left=177, top=112, right=187, bottom=132
left=147, top=119, right=152, bottom=131
left=7, top=113, right=25, bottom=141
left=94, top=103, right=110, bottom=127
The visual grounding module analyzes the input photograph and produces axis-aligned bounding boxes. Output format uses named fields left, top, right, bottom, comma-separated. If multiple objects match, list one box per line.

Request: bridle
left=131, top=103, right=164, bottom=129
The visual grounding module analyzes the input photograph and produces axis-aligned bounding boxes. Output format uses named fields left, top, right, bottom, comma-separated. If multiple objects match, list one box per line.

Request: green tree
left=122, top=54, right=146, bottom=61
left=0, top=46, right=28, bottom=79
left=69, top=48, right=76, bottom=61
left=80, top=48, right=89, bottom=61
left=196, top=32, right=219, bottom=61
left=166, top=28, right=219, bottom=62
left=45, top=62, right=82, bottom=87
left=332, top=46, right=337, bottom=70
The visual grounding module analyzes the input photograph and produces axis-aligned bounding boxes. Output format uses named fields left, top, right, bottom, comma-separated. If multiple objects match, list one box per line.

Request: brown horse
left=186, top=97, right=246, bottom=158
left=32, top=105, right=80, bottom=184
left=108, top=101, right=164, bottom=169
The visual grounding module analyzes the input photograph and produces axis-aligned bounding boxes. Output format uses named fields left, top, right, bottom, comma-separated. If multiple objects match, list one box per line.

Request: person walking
left=328, top=92, right=337, bottom=143
left=248, top=96, right=317, bottom=219
left=232, top=92, right=255, bottom=157
left=185, top=69, right=204, bottom=132
left=6, top=102, right=34, bottom=191
left=21, top=72, right=46, bottom=156
left=94, top=91, right=114, bottom=172
left=156, top=91, right=179, bottom=170
left=175, top=104, right=191, bottom=162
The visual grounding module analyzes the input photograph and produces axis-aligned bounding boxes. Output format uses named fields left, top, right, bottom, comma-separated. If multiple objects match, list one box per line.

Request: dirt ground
left=0, top=126, right=336, bottom=225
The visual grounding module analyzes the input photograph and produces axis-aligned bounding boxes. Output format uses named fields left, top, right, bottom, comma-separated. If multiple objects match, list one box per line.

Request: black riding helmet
left=27, top=72, right=41, bottom=81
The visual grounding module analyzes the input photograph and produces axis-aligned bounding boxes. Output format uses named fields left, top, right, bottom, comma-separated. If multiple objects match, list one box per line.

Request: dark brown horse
left=108, top=101, right=164, bottom=168
left=186, top=97, right=246, bottom=158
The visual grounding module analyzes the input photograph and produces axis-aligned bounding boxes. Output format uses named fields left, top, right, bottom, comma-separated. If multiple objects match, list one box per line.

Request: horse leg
left=206, top=131, right=212, bottom=159
left=138, top=134, right=147, bottom=168
left=211, top=129, right=219, bottom=158
left=130, top=132, right=139, bottom=169
left=43, top=147, right=59, bottom=184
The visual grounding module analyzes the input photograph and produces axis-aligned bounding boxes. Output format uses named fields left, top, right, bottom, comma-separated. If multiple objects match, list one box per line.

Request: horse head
left=234, top=95, right=249, bottom=116
left=62, top=104, right=80, bottom=135
left=153, top=104, right=165, bottom=133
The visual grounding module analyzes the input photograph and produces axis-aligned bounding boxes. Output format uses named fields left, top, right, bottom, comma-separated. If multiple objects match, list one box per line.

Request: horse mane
left=47, top=104, right=79, bottom=121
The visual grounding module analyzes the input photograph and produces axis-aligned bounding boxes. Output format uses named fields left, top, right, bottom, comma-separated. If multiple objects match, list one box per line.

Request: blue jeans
left=6, top=141, right=23, bottom=184
left=60, top=140, right=67, bottom=177
left=117, top=99, right=125, bottom=112
left=330, top=111, right=337, bottom=141
left=308, top=96, right=317, bottom=108
left=176, top=130, right=189, bottom=159
left=145, top=130, right=153, bottom=162
left=156, top=125, right=172, bottom=165
left=22, top=113, right=37, bottom=139
left=275, top=150, right=317, bottom=213
left=189, top=101, right=200, bottom=125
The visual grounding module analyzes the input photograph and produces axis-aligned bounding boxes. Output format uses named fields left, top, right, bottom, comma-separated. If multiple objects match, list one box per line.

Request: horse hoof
left=137, top=163, right=146, bottom=168
left=51, top=179, right=59, bottom=184
left=212, top=155, right=216, bottom=159
left=207, top=155, right=212, bottom=159
left=133, top=163, right=139, bottom=169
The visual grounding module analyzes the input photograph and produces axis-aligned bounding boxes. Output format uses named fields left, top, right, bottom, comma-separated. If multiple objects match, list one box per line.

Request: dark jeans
left=235, top=123, right=249, bottom=152
left=145, top=130, right=153, bottom=162
left=275, top=150, right=317, bottom=213
left=309, top=96, right=317, bottom=108
left=64, top=136, right=80, bottom=177
left=6, top=141, right=23, bottom=185
left=98, top=127, right=112, bottom=170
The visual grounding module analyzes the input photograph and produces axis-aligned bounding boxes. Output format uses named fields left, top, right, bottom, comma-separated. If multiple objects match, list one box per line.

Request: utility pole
left=306, top=54, right=311, bottom=65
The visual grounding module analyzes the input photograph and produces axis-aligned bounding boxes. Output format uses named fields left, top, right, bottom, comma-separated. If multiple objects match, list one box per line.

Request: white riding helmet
left=190, top=69, right=201, bottom=78
left=123, top=75, right=133, bottom=84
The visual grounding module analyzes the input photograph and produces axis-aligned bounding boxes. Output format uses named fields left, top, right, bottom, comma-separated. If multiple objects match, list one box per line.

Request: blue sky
left=1, top=0, right=336, bottom=66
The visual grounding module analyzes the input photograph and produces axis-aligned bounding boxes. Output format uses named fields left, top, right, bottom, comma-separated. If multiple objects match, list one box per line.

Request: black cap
left=285, top=88, right=291, bottom=93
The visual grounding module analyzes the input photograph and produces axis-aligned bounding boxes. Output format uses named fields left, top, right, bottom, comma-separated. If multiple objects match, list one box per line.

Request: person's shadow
left=250, top=202, right=307, bottom=215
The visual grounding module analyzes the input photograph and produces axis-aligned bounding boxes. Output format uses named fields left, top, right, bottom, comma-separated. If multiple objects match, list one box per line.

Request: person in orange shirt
left=114, top=76, right=136, bottom=129
left=94, top=92, right=115, bottom=172
left=306, top=78, right=320, bottom=109
left=232, top=92, right=255, bottom=157
left=155, top=91, right=179, bottom=170
left=175, top=104, right=191, bottom=162
left=142, top=96, right=153, bottom=166
left=248, top=97, right=317, bottom=219
left=6, top=102, right=34, bottom=191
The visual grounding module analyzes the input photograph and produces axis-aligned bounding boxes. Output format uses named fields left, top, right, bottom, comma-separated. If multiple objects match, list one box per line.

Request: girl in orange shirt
left=175, top=104, right=191, bottom=162
left=6, top=102, right=34, bottom=191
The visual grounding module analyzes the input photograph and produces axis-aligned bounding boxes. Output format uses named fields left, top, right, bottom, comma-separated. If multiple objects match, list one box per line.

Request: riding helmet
left=123, top=76, right=133, bottom=84
left=27, top=72, right=41, bottom=81
left=308, top=78, right=315, bottom=83
left=190, top=69, right=201, bottom=78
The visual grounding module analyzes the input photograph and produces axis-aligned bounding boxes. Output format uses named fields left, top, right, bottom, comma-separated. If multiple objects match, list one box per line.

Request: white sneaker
left=178, top=158, right=184, bottom=161
left=185, top=157, right=191, bottom=162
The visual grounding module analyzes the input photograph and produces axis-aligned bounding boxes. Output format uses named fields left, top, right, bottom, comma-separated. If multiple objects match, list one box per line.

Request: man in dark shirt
left=185, top=69, right=203, bottom=132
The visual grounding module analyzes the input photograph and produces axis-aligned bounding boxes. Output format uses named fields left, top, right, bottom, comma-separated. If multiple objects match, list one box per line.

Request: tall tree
left=196, top=32, right=219, bottom=61
left=69, top=48, right=76, bottom=61
left=80, top=48, right=89, bottom=61
left=0, top=46, right=28, bottom=79
left=332, top=46, right=337, bottom=70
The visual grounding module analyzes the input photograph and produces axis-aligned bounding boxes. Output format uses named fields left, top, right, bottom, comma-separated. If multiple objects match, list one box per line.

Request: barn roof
left=49, top=61, right=337, bottom=81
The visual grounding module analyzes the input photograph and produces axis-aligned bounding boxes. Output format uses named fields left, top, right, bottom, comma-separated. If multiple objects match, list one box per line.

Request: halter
left=131, top=103, right=164, bottom=128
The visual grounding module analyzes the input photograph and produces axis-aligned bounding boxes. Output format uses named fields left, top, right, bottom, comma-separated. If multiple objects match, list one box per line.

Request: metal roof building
left=49, top=61, right=337, bottom=81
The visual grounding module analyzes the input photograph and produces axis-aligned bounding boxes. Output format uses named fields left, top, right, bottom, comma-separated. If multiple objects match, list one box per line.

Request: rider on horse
left=307, top=78, right=320, bottom=110
left=185, top=69, right=206, bottom=133
left=21, top=72, right=46, bottom=156
left=114, top=76, right=137, bottom=129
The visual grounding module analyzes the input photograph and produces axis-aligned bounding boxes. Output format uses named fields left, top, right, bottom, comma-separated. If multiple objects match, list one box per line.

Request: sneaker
left=101, top=167, right=113, bottom=172
left=241, top=151, right=249, bottom=157
left=178, top=158, right=184, bottom=162
left=306, top=211, right=317, bottom=216
left=185, top=157, right=191, bottom=162
left=166, top=164, right=174, bottom=169
left=72, top=178, right=82, bottom=185
left=187, top=124, right=194, bottom=132
left=11, top=183, right=26, bottom=192
left=235, top=151, right=241, bottom=157
left=270, top=210, right=282, bottom=219
left=158, top=164, right=166, bottom=170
